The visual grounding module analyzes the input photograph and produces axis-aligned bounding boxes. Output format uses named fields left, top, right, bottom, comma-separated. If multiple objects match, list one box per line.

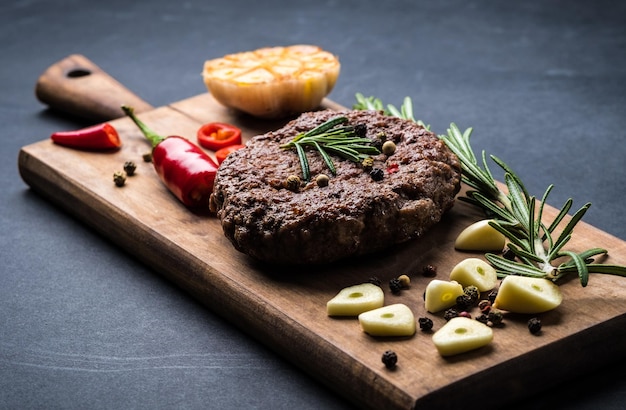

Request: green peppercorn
left=113, top=171, right=126, bottom=187
left=463, top=285, right=480, bottom=305
left=283, top=175, right=301, bottom=192
left=381, top=350, right=398, bottom=369
left=362, top=157, right=374, bottom=171
left=315, top=173, right=329, bottom=187
left=418, top=317, right=434, bottom=331
left=488, top=309, right=504, bottom=326
left=382, top=140, right=396, bottom=156
left=528, top=317, right=542, bottom=335
left=123, top=161, right=137, bottom=176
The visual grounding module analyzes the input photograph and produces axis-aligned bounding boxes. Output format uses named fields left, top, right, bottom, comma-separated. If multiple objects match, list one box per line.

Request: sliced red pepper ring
left=50, top=123, right=121, bottom=150
left=197, top=122, right=242, bottom=151
left=215, top=144, right=246, bottom=164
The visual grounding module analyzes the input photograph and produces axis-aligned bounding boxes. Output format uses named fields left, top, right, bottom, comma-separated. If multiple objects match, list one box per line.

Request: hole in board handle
left=66, top=68, right=91, bottom=78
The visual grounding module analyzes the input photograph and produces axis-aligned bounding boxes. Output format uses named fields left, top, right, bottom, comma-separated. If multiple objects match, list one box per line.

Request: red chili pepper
left=215, top=144, right=246, bottom=164
left=50, top=123, right=121, bottom=150
left=197, top=122, right=242, bottom=151
left=121, top=105, right=219, bottom=208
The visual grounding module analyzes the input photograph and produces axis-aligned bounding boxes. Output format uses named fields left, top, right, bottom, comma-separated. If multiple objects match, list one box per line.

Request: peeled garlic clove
left=326, top=283, right=384, bottom=316
left=455, top=219, right=506, bottom=252
left=449, top=258, right=498, bottom=292
left=203, top=45, right=340, bottom=119
left=494, top=275, right=563, bottom=314
left=358, top=303, right=416, bottom=337
left=432, top=317, right=493, bottom=356
left=424, top=280, right=465, bottom=313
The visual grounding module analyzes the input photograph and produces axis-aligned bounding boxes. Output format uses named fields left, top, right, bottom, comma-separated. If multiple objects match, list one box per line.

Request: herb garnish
left=354, top=94, right=626, bottom=286
left=280, top=115, right=379, bottom=181
left=354, top=93, right=430, bottom=130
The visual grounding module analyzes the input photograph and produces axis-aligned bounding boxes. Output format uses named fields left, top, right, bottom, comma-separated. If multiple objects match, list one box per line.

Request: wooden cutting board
left=18, top=55, right=626, bottom=410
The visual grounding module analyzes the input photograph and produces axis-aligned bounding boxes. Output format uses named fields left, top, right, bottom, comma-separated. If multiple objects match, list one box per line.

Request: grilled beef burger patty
left=209, top=109, right=461, bottom=265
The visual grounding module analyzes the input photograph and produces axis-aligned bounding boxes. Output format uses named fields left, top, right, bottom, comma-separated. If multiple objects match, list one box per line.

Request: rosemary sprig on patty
left=354, top=94, right=626, bottom=286
left=280, top=115, right=379, bottom=181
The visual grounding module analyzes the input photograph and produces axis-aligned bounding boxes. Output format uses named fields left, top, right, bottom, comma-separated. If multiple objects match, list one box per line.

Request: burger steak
left=209, top=109, right=462, bottom=265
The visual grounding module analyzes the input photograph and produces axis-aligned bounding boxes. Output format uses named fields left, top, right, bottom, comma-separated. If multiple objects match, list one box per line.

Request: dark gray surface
left=2, top=0, right=625, bottom=408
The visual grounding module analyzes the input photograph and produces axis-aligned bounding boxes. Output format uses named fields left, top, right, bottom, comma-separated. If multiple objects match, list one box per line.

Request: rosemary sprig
left=354, top=92, right=430, bottom=130
left=280, top=115, right=379, bottom=181
left=354, top=94, right=626, bottom=286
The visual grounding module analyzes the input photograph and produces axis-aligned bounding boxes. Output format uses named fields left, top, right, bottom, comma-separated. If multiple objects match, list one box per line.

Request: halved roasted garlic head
left=202, top=45, right=340, bottom=119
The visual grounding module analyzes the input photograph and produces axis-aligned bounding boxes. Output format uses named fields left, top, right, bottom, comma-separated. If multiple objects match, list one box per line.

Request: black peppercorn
left=444, top=308, right=459, bottom=321
left=389, top=278, right=402, bottom=294
left=371, top=132, right=385, bottom=150
left=370, top=167, right=384, bottom=181
left=381, top=350, right=398, bottom=369
left=528, top=317, right=542, bottom=335
left=123, top=161, right=137, bottom=176
left=142, top=151, right=152, bottom=163
left=456, top=294, right=473, bottom=311
left=422, top=264, right=437, bottom=277
left=418, top=317, right=434, bottom=331
left=487, top=289, right=498, bottom=303
left=368, top=276, right=382, bottom=287
left=354, top=123, right=367, bottom=137
left=503, top=247, right=516, bottom=260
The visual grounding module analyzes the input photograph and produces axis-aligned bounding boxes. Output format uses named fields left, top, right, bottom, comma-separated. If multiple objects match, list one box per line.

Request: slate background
left=1, top=0, right=625, bottom=408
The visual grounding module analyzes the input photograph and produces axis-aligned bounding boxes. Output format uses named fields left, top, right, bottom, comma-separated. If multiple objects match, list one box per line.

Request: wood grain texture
left=18, top=92, right=626, bottom=410
left=35, top=54, right=154, bottom=122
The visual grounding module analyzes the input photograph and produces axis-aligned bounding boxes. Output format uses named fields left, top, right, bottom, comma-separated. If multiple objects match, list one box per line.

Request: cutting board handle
left=35, top=54, right=154, bottom=122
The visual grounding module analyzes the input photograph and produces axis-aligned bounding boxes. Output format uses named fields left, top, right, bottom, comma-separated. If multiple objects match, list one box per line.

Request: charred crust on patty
left=209, top=109, right=461, bottom=265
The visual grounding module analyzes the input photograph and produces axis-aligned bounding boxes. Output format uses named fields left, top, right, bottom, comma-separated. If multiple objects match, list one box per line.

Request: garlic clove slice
left=449, top=258, right=498, bottom=292
left=424, top=279, right=465, bottom=313
left=494, top=275, right=563, bottom=314
left=358, top=303, right=416, bottom=337
left=432, top=317, right=493, bottom=356
left=326, top=283, right=384, bottom=316
left=455, top=219, right=506, bottom=252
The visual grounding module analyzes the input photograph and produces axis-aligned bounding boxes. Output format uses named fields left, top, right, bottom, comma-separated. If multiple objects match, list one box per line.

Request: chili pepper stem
left=121, top=105, right=165, bottom=148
